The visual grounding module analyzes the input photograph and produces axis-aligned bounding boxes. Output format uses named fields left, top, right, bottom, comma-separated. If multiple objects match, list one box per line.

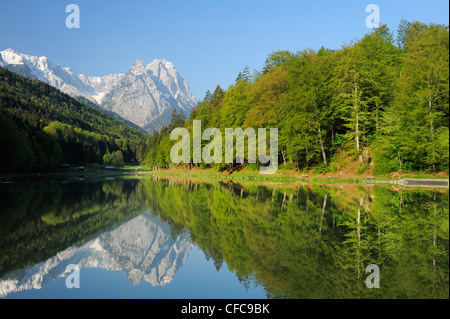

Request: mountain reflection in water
left=0, top=211, right=192, bottom=297
left=0, top=177, right=448, bottom=299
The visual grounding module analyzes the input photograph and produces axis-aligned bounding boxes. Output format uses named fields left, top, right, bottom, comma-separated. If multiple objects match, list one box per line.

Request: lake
left=0, top=176, right=448, bottom=299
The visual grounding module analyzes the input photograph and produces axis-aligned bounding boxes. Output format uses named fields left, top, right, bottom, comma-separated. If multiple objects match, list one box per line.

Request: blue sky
left=0, top=0, right=448, bottom=100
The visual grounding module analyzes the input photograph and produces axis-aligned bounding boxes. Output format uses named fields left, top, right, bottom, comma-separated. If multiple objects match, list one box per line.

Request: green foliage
left=311, top=163, right=329, bottom=175
left=0, top=179, right=146, bottom=276
left=1, top=177, right=447, bottom=298
left=0, top=68, right=148, bottom=172
left=142, top=21, right=449, bottom=174
left=262, top=50, right=296, bottom=73
left=377, top=22, right=449, bottom=173
left=140, top=178, right=449, bottom=299
left=103, top=150, right=125, bottom=167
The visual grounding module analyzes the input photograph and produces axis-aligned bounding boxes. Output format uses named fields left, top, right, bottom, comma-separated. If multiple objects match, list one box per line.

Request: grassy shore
left=123, top=165, right=449, bottom=184
left=2, top=164, right=448, bottom=185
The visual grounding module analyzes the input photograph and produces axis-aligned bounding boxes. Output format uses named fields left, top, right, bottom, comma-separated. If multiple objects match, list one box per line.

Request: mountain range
left=0, top=211, right=193, bottom=297
left=0, top=48, right=197, bottom=132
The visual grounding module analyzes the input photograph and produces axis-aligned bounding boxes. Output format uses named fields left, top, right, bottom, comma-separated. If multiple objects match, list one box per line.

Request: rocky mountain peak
left=102, top=58, right=196, bottom=131
left=130, top=60, right=147, bottom=76
left=0, top=48, right=197, bottom=132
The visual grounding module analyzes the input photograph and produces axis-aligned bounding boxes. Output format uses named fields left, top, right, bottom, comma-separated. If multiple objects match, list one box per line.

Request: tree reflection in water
left=0, top=177, right=448, bottom=299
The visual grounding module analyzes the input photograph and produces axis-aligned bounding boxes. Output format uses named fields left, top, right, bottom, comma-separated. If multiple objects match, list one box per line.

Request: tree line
left=0, top=67, right=148, bottom=172
left=139, top=21, right=449, bottom=175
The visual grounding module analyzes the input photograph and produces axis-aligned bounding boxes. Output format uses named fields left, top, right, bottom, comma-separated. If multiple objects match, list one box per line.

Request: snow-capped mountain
left=0, top=211, right=193, bottom=297
left=0, top=48, right=197, bottom=131
left=0, top=48, right=96, bottom=99
left=101, top=59, right=197, bottom=132
left=79, top=73, right=125, bottom=104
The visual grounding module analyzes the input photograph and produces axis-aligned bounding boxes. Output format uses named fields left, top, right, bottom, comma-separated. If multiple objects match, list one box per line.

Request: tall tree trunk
left=357, top=205, right=361, bottom=279
left=318, top=194, right=328, bottom=237
left=281, top=192, right=287, bottom=211
left=314, top=107, right=328, bottom=165
left=354, top=80, right=360, bottom=153
left=433, top=195, right=437, bottom=268
left=280, top=147, right=287, bottom=165
left=318, top=125, right=328, bottom=165
left=433, top=195, right=437, bottom=296
left=429, top=95, right=436, bottom=171
left=428, top=74, right=436, bottom=170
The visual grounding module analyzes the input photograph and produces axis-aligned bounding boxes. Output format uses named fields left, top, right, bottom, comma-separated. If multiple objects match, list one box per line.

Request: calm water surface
left=0, top=177, right=448, bottom=299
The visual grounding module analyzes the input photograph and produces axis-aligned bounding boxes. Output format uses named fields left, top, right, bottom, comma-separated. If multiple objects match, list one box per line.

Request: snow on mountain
left=0, top=48, right=25, bottom=65
left=0, top=48, right=96, bottom=99
left=0, top=211, right=193, bottom=297
left=79, top=73, right=125, bottom=104
left=102, top=59, right=197, bottom=132
left=0, top=49, right=197, bottom=131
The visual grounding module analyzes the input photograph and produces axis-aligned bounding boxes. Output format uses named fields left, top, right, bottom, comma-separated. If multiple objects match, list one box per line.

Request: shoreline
left=2, top=166, right=448, bottom=188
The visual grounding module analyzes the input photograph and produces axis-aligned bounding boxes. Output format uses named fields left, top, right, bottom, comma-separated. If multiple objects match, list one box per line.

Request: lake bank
left=137, top=167, right=449, bottom=188
left=1, top=165, right=449, bottom=188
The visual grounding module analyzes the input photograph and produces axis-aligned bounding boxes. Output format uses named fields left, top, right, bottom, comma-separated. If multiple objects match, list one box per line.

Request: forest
left=0, top=68, right=148, bottom=172
left=139, top=21, right=449, bottom=176
left=0, top=20, right=448, bottom=176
